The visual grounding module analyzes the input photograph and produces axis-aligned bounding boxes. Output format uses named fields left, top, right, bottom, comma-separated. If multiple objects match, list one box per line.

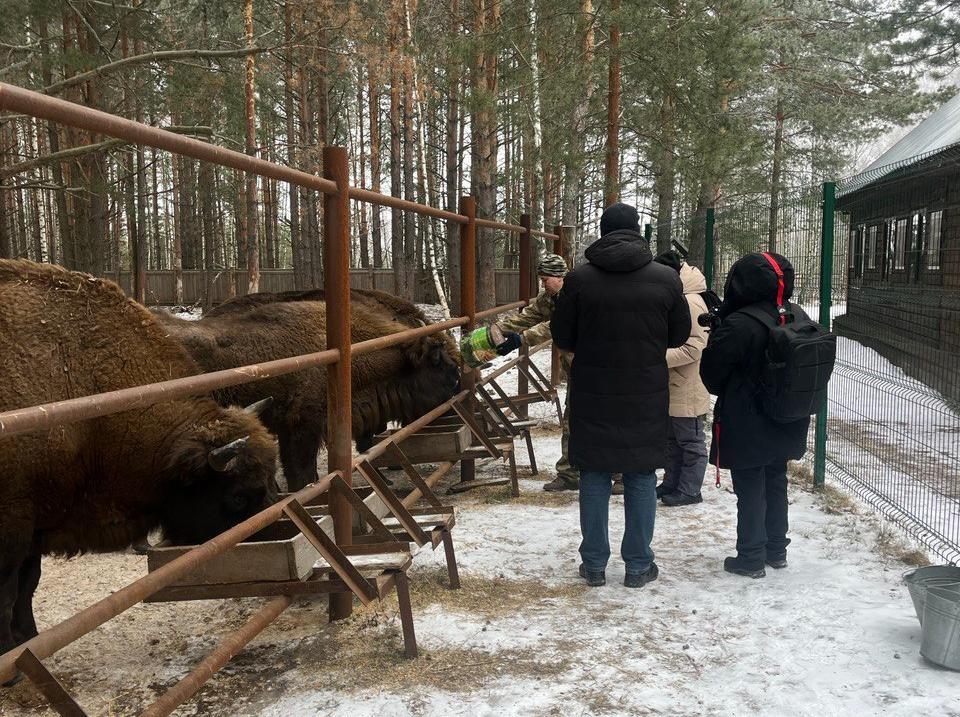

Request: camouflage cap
left=537, top=253, right=568, bottom=277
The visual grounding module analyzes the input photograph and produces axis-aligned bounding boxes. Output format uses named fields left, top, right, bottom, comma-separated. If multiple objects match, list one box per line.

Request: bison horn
left=208, top=436, right=249, bottom=472
left=243, top=397, right=273, bottom=416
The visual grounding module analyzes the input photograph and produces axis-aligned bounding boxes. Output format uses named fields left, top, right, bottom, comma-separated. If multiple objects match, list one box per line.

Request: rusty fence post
left=517, top=213, right=532, bottom=419
left=323, top=146, right=353, bottom=621
left=550, top=225, right=566, bottom=387
left=459, top=196, right=477, bottom=483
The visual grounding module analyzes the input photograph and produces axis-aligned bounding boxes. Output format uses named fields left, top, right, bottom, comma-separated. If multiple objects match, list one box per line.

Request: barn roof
left=864, top=92, right=960, bottom=173
left=838, top=92, right=960, bottom=198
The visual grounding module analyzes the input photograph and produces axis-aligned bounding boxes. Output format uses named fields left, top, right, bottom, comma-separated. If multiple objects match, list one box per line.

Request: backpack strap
left=738, top=304, right=777, bottom=330
left=760, top=252, right=788, bottom=325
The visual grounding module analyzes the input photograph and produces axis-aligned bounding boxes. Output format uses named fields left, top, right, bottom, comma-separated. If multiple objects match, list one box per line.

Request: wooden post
left=323, top=146, right=353, bottom=620
left=459, top=195, right=477, bottom=483
left=518, top=213, right=532, bottom=418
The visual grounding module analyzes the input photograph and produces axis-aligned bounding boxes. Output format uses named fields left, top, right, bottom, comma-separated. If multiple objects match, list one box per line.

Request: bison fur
left=0, top=260, right=279, bottom=666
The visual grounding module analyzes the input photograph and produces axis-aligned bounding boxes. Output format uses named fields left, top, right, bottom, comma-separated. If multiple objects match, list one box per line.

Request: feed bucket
left=920, top=586, right=960, bottom=670
left=903, top=565, right=960, bottom=625
left=460, top=324, right=504, bottom=368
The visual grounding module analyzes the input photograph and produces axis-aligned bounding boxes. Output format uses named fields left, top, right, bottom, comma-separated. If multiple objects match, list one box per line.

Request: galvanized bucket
left=920, top=586, right=960, bottom=670
left=903, top=565, right=960, bottom=625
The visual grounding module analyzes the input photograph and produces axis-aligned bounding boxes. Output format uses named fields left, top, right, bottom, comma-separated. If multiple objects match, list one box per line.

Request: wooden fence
left=107, top=268, right=522, bottom=306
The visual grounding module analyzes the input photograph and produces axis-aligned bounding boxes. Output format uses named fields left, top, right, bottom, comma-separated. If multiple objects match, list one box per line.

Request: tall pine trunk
left=604, top=0, right=621, bottom=208
left=244, top=0, right=260, bottom=293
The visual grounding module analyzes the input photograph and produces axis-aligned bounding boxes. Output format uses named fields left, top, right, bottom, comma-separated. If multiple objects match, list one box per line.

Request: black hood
left=584, top=229, right=652, bottom=272
left=719, top=252, right=795, bottom=318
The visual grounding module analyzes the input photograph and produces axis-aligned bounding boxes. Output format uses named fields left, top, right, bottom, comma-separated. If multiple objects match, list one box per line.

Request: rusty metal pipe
left=140, top=596, right=292, bottom=717
left=0, top=82, right=338, bottom=196
left=324, top=146, right=354, bottom=622
left=0, top=348, right=340, bottom=440
left=531, top=229, right=560, bottom=240
left=473, top=300, right=526, bottom=321
left=475, top=217, right=525, bottom=233
left=459, top=197, right=477, bottom=484
left=356, top=390, right=468, bottom=465
left=350, top=317, right=468, bottom=357
left=0, top=474, right=336, bottom=684
left=349, top=187, right=466, bottom=224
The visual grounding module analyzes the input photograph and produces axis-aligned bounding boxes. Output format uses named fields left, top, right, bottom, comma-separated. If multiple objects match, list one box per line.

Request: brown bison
left=0, top=260, right=278, bottom=672
left=156, top=290, right=461, bottom=491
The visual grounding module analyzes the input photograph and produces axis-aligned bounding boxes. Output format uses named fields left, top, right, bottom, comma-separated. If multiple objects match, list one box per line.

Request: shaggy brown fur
left=0, top=260, right=278, bottom=664
left=156, top=294, right=461, bottom=491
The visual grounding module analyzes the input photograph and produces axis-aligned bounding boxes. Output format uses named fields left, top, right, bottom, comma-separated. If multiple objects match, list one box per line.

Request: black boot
left=661, top=491, right=703, bottom=507
left=624, top=562, right=659, bottom=588
left=765, top=555, right=788, bottom=569
left=724, top=556, right=765, bottom=579
left=578, top=563, right=606, bottom=587
left=655, top=483, right=674, bottom=499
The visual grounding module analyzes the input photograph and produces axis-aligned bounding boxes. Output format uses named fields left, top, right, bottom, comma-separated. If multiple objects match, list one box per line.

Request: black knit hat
left=599, top=202, right=641, bottom=237
left=654, top=250, right=683, bottom=273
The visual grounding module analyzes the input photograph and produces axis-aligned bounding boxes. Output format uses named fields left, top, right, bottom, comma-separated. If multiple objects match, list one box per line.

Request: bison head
left=400, top=331, right=462, bottom=421
left=158, top=402, right=279, bottom=546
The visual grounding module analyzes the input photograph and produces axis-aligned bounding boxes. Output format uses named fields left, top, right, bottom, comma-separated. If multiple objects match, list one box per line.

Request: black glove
left=496, top=332, right=522, bottom=356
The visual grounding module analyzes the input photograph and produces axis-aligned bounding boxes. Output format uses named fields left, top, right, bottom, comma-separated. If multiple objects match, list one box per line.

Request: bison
left=0, top=260, right=279, bottom=673
left=155, top=290, right=461, bottom=492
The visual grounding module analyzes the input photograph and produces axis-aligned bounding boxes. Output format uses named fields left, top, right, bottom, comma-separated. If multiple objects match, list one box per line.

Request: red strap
left=761, top=252, right=787, bottom=325
left=713, top=422, right=721, bottom=488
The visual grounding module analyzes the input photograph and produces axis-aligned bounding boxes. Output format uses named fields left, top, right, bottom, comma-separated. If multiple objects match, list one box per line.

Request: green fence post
left=814, top=181, right=836, bottom=488
left=704, top=208, right=715, bottom=289
left=644, top=223, right=652, bottom=243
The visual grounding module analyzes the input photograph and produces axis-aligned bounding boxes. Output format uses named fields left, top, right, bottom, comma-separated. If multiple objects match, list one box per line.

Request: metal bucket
left=920, top=586, right=960, bottom=670
left=903, top=565, right=960, bottom=625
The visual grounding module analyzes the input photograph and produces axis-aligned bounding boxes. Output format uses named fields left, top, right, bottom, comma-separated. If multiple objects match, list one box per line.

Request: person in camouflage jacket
left=498, top=253, right=579, bottom=492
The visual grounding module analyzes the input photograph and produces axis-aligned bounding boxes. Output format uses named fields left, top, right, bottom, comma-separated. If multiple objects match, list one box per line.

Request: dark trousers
left=730, top=462, right=790, bottom=568
left=661, top=416, right=708, bottom=497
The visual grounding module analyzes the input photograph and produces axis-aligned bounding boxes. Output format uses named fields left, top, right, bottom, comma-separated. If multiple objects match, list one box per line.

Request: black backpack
left=700, top=288, right=722, bottom=318
left=738, top=254, right=836, bottom=423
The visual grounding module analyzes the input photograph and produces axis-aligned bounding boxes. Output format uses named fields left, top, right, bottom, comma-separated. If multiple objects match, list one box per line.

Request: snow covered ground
left=4, top=346, right=959, bottom=717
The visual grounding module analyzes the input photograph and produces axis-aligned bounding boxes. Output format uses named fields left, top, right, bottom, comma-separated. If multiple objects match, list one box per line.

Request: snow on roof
left=863, top=91, right=960, bottom=174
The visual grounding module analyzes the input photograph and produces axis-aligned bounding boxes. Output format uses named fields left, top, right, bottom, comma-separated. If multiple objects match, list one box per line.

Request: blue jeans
left=579, top=471, right=657, bottom=574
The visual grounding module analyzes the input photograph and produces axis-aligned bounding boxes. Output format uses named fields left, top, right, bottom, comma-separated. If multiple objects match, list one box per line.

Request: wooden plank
left=282, top=500, right=377, bottom=604
left=14, top=650, right=88, bottom=717
left=387, top=444, right=445, bottom=509
left=356, top=460, right=431, bottom=546
left=452, top=402, right=501, bottom=458
left=331, top=475, right=399, bottom=542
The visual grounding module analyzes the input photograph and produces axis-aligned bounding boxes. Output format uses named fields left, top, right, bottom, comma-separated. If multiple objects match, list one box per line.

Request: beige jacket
left=666, top=263, right=711, bottom=417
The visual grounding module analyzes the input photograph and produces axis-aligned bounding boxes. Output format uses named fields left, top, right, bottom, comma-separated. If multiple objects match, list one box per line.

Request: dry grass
left=788, top=461, right=858, bottom=515
left=408, top=567, right=586, bottom=618
left=479, top=484, right=579, bottom=507
left=874, top=523, right=932, bottom=567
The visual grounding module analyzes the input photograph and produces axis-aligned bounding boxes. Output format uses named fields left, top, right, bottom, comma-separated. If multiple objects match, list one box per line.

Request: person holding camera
left=652, top=251, right=710, bottom=507
left=551, top=203, right=690, bottom=588
left=699, top=253, right=820, bottom=579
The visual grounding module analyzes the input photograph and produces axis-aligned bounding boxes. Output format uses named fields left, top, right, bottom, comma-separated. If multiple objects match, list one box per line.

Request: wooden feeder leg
left=524, top=429, right=539, bottom=476
left=508, top=448, right=520, bottom=497
left=394, top=571, right=419, bottom=659
left=440, top=528, right=461, bottom=590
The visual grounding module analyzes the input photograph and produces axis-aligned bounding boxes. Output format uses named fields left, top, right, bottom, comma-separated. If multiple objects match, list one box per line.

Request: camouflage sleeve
left=498, top=292, right=553, bottom=338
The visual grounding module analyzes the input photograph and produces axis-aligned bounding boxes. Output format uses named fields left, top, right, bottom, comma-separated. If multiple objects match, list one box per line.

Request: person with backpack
left=700, top=252, right=835, bottom=578
left=652, top=250, right=711, bottom=507
left=551, top=202, right=691, bottom=588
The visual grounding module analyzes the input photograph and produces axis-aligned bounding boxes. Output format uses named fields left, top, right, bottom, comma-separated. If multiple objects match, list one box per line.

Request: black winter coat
left=550, top=229, right=690, bottom=472
left=699, top=252, right=811, bottom=470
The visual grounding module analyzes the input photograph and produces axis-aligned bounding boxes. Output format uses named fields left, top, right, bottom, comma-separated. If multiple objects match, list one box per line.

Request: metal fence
left=651, top=158, right=960, bottom=564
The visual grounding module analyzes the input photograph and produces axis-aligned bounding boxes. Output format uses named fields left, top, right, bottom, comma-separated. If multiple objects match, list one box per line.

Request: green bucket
left=460, top=324, right=504, bottom=368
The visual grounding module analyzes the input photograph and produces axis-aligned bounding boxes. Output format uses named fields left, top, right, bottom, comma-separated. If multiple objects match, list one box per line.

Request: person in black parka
left=551, top=202, right=690, bottom=588
left=700, top=252, right=812, bottom=578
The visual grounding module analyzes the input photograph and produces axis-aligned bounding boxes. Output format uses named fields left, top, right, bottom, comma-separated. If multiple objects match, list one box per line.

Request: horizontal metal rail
left=140, top=596, right=293, bottom=717
left=0, top=82, right=558, bottom=241
left=474, top=300, right=526, bottom=321
left=0, top=348, right=339, bottom=439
